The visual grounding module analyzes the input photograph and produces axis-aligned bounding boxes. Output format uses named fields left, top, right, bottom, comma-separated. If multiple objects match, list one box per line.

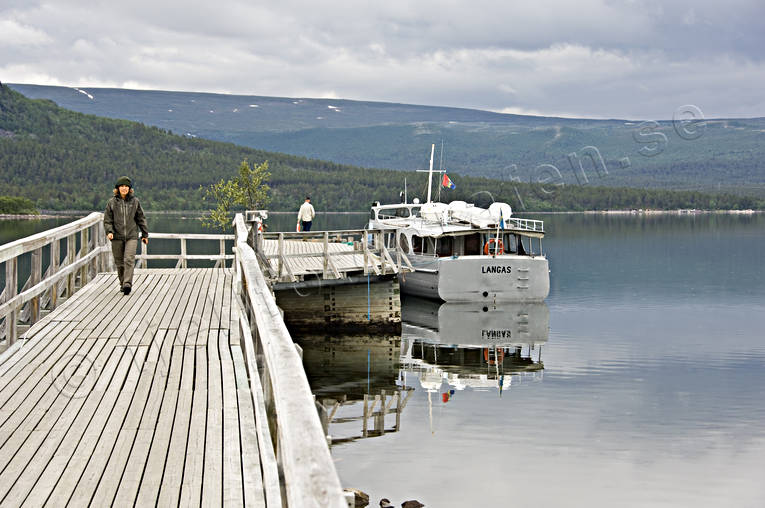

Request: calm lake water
left=3, top=211, right=765, bottom=507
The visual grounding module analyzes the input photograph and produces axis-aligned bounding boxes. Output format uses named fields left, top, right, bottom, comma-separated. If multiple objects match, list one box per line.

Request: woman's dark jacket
left=104, top=193, right=149, bottom=241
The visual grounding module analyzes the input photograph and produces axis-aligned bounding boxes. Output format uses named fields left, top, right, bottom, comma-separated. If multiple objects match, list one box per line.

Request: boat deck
left=0, top=268, right=264, bottom=507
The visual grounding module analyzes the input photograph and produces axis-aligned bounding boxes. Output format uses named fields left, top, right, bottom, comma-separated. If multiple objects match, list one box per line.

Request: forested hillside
left=11, top=83, right=765, bottom=198
left=1, top=84, right=762, bottom=212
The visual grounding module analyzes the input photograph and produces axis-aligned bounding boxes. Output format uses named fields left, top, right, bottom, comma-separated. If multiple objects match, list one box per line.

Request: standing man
left=104, top=176, right=149, bottom=295
left=297, top=196, right=315, bottom=232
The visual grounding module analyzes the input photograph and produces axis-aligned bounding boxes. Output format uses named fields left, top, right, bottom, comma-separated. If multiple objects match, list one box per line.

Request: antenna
left=416, top=144, right=445, bottom=203
left=426, top=144, right=434, bottom=203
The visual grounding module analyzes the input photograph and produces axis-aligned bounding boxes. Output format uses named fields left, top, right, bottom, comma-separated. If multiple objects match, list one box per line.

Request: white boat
left=369, top=145, right=550, bottom=302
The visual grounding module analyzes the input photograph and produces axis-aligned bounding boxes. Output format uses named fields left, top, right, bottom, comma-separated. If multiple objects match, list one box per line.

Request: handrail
left=508, top=217, right=545, bottom=233
left=135, top=232, right=234, bottom=269
left=233, top=213, right=347, bottom=508
left=259, top=228, right=412, bottom=281
left=1, top=212, right=110, bottom=349
left=0, top=212, right=102, bottom=264
left=261, top=229, right=370, bottom=240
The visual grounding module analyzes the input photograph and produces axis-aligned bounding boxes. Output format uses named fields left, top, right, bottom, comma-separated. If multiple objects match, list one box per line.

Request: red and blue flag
left=441, top=173, right=456, bottom=189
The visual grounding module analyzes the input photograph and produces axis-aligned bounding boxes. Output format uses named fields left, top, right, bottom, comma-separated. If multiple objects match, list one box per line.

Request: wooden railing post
left=219, top=238, right=225, bottom=269
left=67, top=233, right=76, bottom=297
left=5, top=257, right=18, bottom=346
left=180, top=238, right=187, bottom=269
left=277, top=233, right=284, bottom=280
left=363, top=229, right=369, bottom=275
left=376, top=231, right=385, bottom=274
left=30, top=247, right=42, bottom=324
left=323, top=231, right=329, bottom=278
left=50, top=238, right=60, bottom=310
left=88, top=224, right=97, bottom=279
left=395, top=230, right=402, bottom=273
left=79, top=228, right=89, bottom=287
left=140, top=240, right=148, bottom=269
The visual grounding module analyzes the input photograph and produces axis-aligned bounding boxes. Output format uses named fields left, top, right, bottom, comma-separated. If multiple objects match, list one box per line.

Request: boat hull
left=399, top=255, right=549, bottom=302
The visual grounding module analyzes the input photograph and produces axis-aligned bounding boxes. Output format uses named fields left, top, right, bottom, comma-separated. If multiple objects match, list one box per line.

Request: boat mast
left=426, top=143, right=435, bottom=203
left=437, top=140, right=444, bottom=202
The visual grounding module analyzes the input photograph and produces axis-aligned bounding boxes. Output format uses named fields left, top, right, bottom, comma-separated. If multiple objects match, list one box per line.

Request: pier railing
left=509, top=217, right=545, bottom=233
left=135, top=232, right=234, bottom=268
left=259, top=229, right=413, bottom=282
left=233, top=214, right=347, bottom=507
left=0, top=212, right=110, bottom=350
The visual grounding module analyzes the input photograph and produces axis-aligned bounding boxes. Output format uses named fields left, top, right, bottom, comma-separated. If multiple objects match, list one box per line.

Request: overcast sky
left=2, top=0, right=764, bottom=119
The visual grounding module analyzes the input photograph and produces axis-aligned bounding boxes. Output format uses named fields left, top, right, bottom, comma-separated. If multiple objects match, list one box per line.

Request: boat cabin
left=398, top=229, right=538, bottom=257
left=369, top=202, right=544, bottom=258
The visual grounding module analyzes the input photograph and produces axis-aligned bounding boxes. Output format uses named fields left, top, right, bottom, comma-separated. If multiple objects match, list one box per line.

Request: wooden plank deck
left=0, top=268, right=264, bottom=508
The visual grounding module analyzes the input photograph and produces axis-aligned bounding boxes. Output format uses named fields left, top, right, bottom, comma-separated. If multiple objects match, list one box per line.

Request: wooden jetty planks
left=0, top=272, right=116, bottom=380
left=0, top=268, right=266, bottom=507
left=134, top=271, right=205, bottom=505
left=88, top=271, right=191, bottom=505
left=231, top=343, right=268, bottom=507
left=66, top=270, right=204, bottom=504
left=202, top=329, right=223, bottom=507
left=0, top=331, right=94, bottom=477
left=19, top=334, right=125, bottom=506
left=158, top=267, right=212, bottom=506
left=0, top=336, right=118, bottom=504
left=202, top=268, right=229, bottom=507
left=179, top=268, right=219, bottom=507
left=220, top=328, right=245, bottom=506
left=108, top=271, right=189, bottom=502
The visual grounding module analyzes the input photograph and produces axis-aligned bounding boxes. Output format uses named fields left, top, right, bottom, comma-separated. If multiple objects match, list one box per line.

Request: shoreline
left=2, top=208, right=761, bottom=221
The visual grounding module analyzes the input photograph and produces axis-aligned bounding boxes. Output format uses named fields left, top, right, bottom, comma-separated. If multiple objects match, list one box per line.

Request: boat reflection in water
left=400, top=296, right=549, bottom=431
left=293, top=333, right=414, bottom=445
left=295, top=297, right=549, bottom=443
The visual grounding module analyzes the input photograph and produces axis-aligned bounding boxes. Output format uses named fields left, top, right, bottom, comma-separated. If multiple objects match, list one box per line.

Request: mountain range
left=10, top=83, right=765, bottom=199
left=1, top=83, right=762, bottom=213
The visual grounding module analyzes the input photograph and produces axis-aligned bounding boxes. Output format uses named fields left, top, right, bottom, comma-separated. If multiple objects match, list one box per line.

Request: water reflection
left=295, top=298, right=551, bottom=444
left=400, top=298, right=548, bottom=433
left=295, top=334, right=414, bottom=444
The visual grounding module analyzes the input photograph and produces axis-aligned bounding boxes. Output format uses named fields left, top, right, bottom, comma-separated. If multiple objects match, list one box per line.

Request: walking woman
left=104, top=176, right=149, bottom=295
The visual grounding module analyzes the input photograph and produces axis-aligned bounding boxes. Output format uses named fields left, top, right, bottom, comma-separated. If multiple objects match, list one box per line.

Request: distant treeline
left=0, top=196, right=39, bottom=214
left=1, top=84, right=762, bottom=213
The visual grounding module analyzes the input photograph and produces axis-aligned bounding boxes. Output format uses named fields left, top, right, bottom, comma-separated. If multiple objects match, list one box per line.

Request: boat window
left=516, top=235, right=529, bottom=256
left=464, top=233, right=481, bottom=255
left=436, top=236, right=453, bottom=257
left=503, top=233, right=518, bottom=253
left=425, top=238, right=436, bottom=255
left=412, top=235, right=423, bottom=253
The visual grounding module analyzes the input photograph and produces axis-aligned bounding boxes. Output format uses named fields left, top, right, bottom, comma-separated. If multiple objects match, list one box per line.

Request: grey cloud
left=1, top=0, right=764, bottom=118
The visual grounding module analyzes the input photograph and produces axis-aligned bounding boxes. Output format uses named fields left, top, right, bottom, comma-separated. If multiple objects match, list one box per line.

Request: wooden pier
left=0, top=213, right=350, bottom=507
left=253, top=226, right=411, bottom=333
left=256, top=228, right=412, bottom=283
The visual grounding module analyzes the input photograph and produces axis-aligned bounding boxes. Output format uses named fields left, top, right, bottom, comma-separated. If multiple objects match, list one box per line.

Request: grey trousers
left=111, top=238, right=138, bottom=288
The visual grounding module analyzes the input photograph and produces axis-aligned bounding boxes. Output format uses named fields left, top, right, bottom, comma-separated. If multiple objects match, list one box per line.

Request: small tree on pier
left=202, top=159, right=271, bottom=232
